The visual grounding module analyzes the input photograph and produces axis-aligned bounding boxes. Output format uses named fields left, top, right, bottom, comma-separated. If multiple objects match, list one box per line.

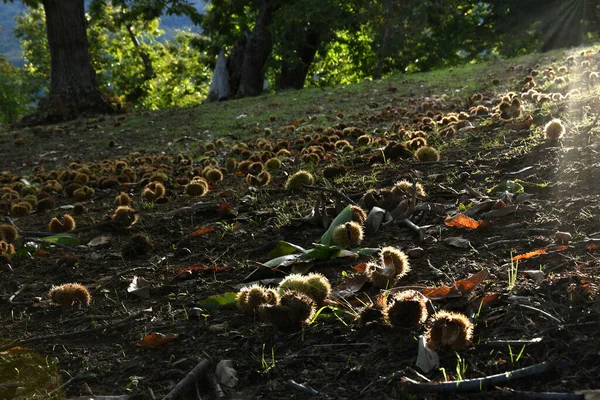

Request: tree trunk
left=276, top=30, right=320, bottom=90
left=39, top=0, right=114, bottom=121
left=206, top=0, right=277, bottom=101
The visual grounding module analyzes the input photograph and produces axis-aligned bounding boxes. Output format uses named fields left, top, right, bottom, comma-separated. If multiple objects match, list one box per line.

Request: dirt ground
left=2, top=50, right=600, bottom=400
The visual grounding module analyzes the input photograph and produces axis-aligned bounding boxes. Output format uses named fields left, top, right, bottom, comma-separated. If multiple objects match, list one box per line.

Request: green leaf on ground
left=197, top=292, right=238, bottom=309
left=268, top=241, right=307, bottom=258
left=41, top=233, right=80, bottom=246
left=320, top=205, right=353, bottom=245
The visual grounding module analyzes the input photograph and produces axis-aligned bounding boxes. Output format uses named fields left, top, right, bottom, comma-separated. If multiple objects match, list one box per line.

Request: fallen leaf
left=197, top=292, right=238, bottom=309
left=216, top=360, right=239, bottom=388
left=421, top=285, right=460, bottom=299
left=416, top=335, right=439, bottom=373
left=445, top=214, right=481, bottom=229
left=454, top=269, right=488, bottom=293
left=469, top=292, right=500, bottom=311
left=189, top=225, right=214, bottom=237
left=443, top=236, right=471, bottom=248
left=88, top=234, right=113, bottom=249
left=523, top=270, right=545, bottom=284
left=586, top=243, right=597, bottom=252
left=218, top=200, right=237, bottom=218
left=352, top=263, right=367, bottom=272
left=127, top=276, right=151, bottom=298
left=34, top=249, right=50, bottom=257
left=333, top=275, right=369, bottom=298
left=137, top=332, right=178, bottom=348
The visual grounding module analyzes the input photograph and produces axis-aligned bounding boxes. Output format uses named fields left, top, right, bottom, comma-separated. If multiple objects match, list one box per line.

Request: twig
left=0, top=310, right=148, bottom=352
left=496, top=387, right=584, bottom=399
left=483, top=337, right=544, bottom=347
left=0, top=382, right=25, bottom=389
left=286, top=379, right=319, bottom=396
left=207, top=373, right=225, bottom=399
left=8, top=285, right=26, bottom=304
left=163, top=359, right=211, bottom=400
left=42, top=373, right=90, bottom=399
left=580, top=107, right=600, bottom=135
left=399, top=362, right=553, bottom=393
left=302, top=184, right=357, bottom=205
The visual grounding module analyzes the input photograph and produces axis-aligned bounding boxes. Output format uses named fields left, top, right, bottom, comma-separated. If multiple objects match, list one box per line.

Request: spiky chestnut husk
left=356, top=135, right=372, bottom=146
left=285, top=170, right=314, bottom=190
left=358, top=304, right=385, bottom=327
left=301, top=153, right=320, bottom=164
left=385, top=290, right=428, bottom=328
left=259, top=291, right=316, bottom=329
left=392, top=179, right=426, bottom=198
left=544, top=119, right=565, bottom=139
left=248, top=162, right=264, bottom=175
left=203, top=168, right=223, bottom=183
left=185, top=179, right=208, bottom=196
left=425, top=311, right=474, bottom=351
left=415, top=146, right=440, bottom=162
left=48, top=214, right=76, bottom=233
left=237, top=285, right=279, bottom=313
left=122, top=233, right=154, bottom=257
left=115, top=192, right=132, bottom=206
left=365, top=261, right=397, bottom=289
left=332, top=221, right=364, bottom=248
left=36, top=196, right=56, bottom=212
left=380, top=247, right=410, bottom=277
left=149, top=172, right=168, bottom=183
left=278, top=274, right=308, bottom=294
left=323, top=165, right=345, bottom=180
left=141, top=182, right=165, bottom=201
left=264, top=157, right=281, bottom=170
left=11, top=201, right=32, bottom=217
left=72, top=186, right=94, bottom=201
left=257, top=170, right=271, bottom=186
left=350, top=205, right=368, bottom=225
left=0, top=241, right=15, bottom=255
left=304, top=273, right=331, bottom=305
left=246, top=174, right=260, bottom=187
left=111, top=206, right=139, bottom=228
left=0, top=224, right=18, bottom=243
left=48, top=283, right=92, bottom=309
left=225, top=157, right=238, bottom=172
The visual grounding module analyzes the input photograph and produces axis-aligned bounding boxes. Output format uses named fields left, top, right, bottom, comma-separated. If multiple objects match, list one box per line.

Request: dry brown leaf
left=445, top=214, right=491, bottom=230
left=454, top=269, right=488, bottom=293
left=512, top=246, right=567, bottom=261
left=137, top=332, right=178, bottom=348
left=421, top=285, right=460, bottom=299
left=352, top=263, right=367, bottom=272
left=333, top=275, right=369, bottom=298
left=190, top=225, right=214, bottom=237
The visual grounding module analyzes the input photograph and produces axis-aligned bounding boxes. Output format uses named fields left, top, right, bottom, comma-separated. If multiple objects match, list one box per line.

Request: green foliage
left=14, top=3, right=211, bottom=110
left=0, top=56, right=36, bottom=125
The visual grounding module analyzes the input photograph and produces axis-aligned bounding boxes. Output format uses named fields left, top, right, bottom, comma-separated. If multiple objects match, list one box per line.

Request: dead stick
left=207, top=373, right=225, bottom=399
left=286, top=379, right=319, bottom=396
left=162, top=359, right=211, bottom=400
left=0, top=311, right=147, bottom=352
left=302, top=185, right=357, bottom=205
left=399, top=362, right=553, bottom=393
left=497, top=388, right=584, bottom=399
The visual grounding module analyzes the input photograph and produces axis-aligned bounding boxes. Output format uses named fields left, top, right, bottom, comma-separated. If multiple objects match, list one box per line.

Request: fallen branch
left=0, top=310, right=148, bottom=352
left=163, top=359, right=211, bottom=400
left=286, top=379, right=319, bottom=397
left=497, top=387, right=584, bottom=399
left=398, top=362, right=553, bottom=393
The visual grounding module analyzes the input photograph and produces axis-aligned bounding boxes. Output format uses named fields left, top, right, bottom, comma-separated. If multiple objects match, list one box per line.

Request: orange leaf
left=444, top=214, right=480, bottom=229
left=586, top=243, right=598, bottom=252
left=421, top=285, right=460, bottom=299
left=352, top=263, right=367, bottom=272
left=470, top=292, right=500, bottom=311
left=454, top=270, right=488, bottom=293
left=512, top=248, right=547, bottom=260
left=137, top=333, right=178, bottom=348
left=218, top=200, right=237, bottom=218
left=190, top=225, right=213, bottom=237
left=34, top=249, right=50, bottom=257
left=289, top=120, right=304, bottom=126
left=175, top=264, right=229, bottom=278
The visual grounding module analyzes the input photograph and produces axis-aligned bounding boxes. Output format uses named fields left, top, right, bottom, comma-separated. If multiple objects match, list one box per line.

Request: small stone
left=407, top=247, right=425, bottom=258
left=555, top=231, right=571, bottom=244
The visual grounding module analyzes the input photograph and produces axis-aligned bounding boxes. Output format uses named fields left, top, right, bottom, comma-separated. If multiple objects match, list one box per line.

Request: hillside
left=0, top=1, right=205, bottom=66
left=1, top=45, right=600, bottom=399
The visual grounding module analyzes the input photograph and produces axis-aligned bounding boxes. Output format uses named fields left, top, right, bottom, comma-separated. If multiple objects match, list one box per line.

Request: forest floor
left=2, top=44, right=600, bottom=400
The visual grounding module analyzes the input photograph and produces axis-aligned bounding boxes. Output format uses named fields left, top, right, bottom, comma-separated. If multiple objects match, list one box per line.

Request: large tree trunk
left=206, top=0, right=277, bottom=101
left=276, top=30, right=320, bottom=90
left=39, top=0, right=114, bottom=121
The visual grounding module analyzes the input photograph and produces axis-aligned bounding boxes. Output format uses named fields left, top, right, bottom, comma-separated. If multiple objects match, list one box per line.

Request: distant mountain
left=0, top=1, right=205, bottom=67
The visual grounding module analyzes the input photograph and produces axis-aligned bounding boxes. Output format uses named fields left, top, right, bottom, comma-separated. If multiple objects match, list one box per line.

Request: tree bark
left=206, top=0, right=277, bottom=101
left=39, top=0, right=114, bottom=121
left=276, top=29, right=320, bottom=90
